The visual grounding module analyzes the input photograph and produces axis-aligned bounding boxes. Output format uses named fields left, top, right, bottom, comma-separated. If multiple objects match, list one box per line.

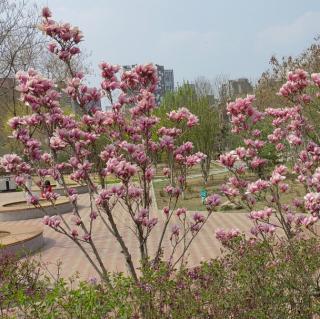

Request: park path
left=0, top=173, right=254, bottom=280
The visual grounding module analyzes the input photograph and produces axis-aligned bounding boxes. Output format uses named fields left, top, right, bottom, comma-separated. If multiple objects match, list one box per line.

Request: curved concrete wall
left=0, top=201, right=73, bottom=221
left=55, top=185, right=88, bottom=195
left=0, top=232, right=44, bottom=257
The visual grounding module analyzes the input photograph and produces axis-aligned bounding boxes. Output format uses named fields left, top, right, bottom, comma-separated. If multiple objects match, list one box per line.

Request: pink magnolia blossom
left=279, top=183, right=289, bottom=193
left=304, top=193, right=320, bottom=215
left=312, top=73, right=320, bottom=87
left=246, top=179, right=270, bottom=194
left=299, top=215, right=318, bottom=227
left=158, top=127, right=181, bottom=137
left=26, top=194, right=39, bottom=205
left=170, top=224, right=180, bottom=239
left=250, top=157, right=267, bottom=169
left=43, top=215, right=61, bottom=228
left=71, top=229, right=79, bottom=238
left=50, top=136, right=67, bottom=150
left=219, top=152, right=238, bottom=168
left=106, top=158, right=137, bottom=181
left=163, top=207, right=169, bottom=216
left=90, top=211, right=98, bottom=220
left=176, top=208, right=187, bottom=217
left=235, top=147, right=247, bottom=159
left=71, top=215, right=82, bottom=226
left=278, top=69, right=309, bottom=97
left=270, top=172, right=286, bottom=185
left=205, top=194, right=221, bottom=209
left=14, top=176, right=25, bottom=186
left=0, top=154, right=31, bottom=174
left=159, top=135, right=175, bottom=151
left=43, top=191, right=59, bottom=202
left=193, top=212, right=205, bottom=223
left=127, top=186, right=143, bottom=199
left=164, top=185, right=181, bottom=197
left=216, top=228, right=241, bottom=243
left=168, top=107, right=199, bottom=127
left=42, top=7, right=52, bottom=18
left=83, top=233, right=91, bottom=241
left=220, top=184, right=240, bottom=197
left=249, top=207, right=273, bottom=220
left=185, top=152, right=206, bottom=167
left=250, top=224, right=276, bottom=236
left=96, top=189, right=113, bottom=205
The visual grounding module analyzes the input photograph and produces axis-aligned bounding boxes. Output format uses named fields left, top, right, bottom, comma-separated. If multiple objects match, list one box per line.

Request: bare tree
left=0, top=1, right=91, bottom=113
left=0, top=0, right=44, bottom=116
left=38, top=48, right=93, bottom=97
left=194, top=76, right=215, bottom=98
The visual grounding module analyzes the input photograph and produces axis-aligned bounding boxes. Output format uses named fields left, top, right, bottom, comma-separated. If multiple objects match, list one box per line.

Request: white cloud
left=256, top=11, right=320, bottom=55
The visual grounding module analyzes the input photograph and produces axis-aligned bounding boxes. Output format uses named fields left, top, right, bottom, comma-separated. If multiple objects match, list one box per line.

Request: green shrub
left=2, top=237, right=320, bottom=318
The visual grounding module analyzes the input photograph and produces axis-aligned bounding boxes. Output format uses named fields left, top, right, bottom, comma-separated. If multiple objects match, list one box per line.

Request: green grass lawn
left=153, top=173, right=307, bottom=212
left=153, top=172, right=230, bottom=211
left=154, top=162, right=224, bottom=178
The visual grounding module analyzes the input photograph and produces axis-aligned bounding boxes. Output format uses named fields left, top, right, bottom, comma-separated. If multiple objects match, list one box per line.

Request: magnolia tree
left=0, top=8, right=219, bottom=282
left=158, top=108, right=207, bottom=197
left=216, top=69, right=320, bottom=246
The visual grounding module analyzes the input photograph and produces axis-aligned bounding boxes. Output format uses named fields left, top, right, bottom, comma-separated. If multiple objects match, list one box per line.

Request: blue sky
left=40, top=0, right=320, bottom=86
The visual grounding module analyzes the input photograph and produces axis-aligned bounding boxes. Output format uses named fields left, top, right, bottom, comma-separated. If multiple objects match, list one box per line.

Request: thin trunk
left=98, top=173, right=105, bottom=189
left=103, top=203, right=138, bottom=281
left=201, top=155, right=211, bottom=185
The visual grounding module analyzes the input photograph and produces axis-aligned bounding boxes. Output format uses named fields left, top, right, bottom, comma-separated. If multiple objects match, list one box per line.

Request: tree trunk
left=99, top=174, right=105, bottom=189
left=201, top=155, right=211, bottom=185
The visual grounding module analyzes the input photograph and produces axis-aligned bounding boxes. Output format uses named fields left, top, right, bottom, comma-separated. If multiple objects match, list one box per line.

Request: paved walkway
left=0, top=177, right=253, bottom=280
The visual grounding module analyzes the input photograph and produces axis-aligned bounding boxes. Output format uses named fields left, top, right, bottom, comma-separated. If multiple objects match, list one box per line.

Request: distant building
left=220, top=78, right=253, bottom=98
left=164, top=69, right=174, bottom=92
left=123, top=64, right=174, bottom=104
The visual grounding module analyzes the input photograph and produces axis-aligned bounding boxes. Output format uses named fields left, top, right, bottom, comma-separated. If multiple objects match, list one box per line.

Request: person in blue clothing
left=200, top=187, right=208, bottom=204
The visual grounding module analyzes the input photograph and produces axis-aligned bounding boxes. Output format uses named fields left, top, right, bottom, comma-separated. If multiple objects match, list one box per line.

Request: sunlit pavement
left=0, top=189, right=253, bottom=280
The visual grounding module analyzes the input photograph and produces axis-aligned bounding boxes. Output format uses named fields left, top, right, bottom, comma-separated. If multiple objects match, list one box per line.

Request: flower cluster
left=249, top=208, right=273, bottom=220
left=278, top=69, right=309, bottom=97
left=43, top=215, right=61, bottom=228
left=40, top=7, right=83, bottom=62
left=304, top=193, right=320, bottom=216
left=250, top=224, right=276, bottom=237
left=0, top=154, right=31, bottom=175
left=226, top=95, right=263, bottom=133
left=216, top=228, right=241, bottom=244
left=100, top=62, right=120, bottom=92
left=168, top=107, right=199, bottom=127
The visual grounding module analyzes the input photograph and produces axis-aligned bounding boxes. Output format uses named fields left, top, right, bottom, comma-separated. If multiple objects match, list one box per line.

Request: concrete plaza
left=0, top=190, right=253, bottom=280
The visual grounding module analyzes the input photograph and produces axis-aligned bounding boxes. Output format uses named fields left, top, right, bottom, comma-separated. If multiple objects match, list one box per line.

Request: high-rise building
left=164, top=69, right=174, bottom=92
left=123, top=64, right=174, bottom=104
